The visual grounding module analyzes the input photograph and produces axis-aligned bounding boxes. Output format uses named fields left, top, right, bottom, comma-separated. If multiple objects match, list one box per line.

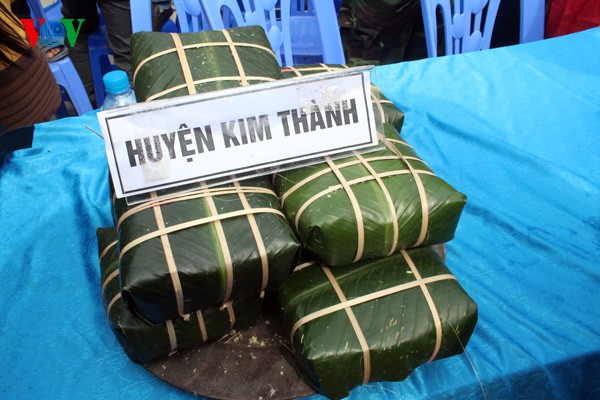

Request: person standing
left=60, top=0, right=133, bottom=105
left=0, top=0, right=61, bottom=132
left=60, top=0, right=174, bottom=106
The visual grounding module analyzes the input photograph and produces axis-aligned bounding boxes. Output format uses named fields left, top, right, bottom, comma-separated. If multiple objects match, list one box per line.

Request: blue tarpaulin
left=1, top=27, right=599, bottom=400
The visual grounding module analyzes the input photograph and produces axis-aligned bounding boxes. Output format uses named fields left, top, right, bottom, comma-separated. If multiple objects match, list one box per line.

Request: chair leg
left=520, top=0, right=545, bottom=43
left=49, top=58, right=94, bottom=115
left=89, top=27, right=115, bottom=108
left=311, top=0, right=345, bottom=64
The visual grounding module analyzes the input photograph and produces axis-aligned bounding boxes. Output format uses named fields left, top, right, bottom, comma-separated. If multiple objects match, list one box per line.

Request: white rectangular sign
left=98, top=67, right=378, bottom=198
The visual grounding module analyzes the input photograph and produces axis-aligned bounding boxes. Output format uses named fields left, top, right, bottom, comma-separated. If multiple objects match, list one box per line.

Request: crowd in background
left=1, top=0, right=599, bottom=139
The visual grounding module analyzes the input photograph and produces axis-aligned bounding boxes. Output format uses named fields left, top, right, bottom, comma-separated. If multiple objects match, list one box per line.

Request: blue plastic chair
left=420, top=0, right=501, bottom=57
left=172, top=0, right=209, bottom=32
left=131, top=0, right=180, bottom=33
left=286, top=0, right=345, bottom=65
left=420, top=0, right=545, bottom=58
left=131, top=0, right=154, bottom=33
left=88, top=23, right=114, bottom=108
left=48, top=59, right=94, bottom=116
left=176, top=0, right=344, bottom=66
left=255, top=0, right=287, bottom=64
left=519, top=0, right=544, bottom=44
left=26, top=0, right=93, bottom=115
left=27, top=0, right=62, bottom=21
left=172, top=0, right=280, bottom=55
left=93, top=1, right=180, bottom=106
left=28, top=0, right=112, bottom=108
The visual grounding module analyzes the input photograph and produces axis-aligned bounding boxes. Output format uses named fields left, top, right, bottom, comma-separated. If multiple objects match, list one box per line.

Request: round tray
left=145, top=298, right=316, bottom=400
left=145, top=245, right=446, bottom=399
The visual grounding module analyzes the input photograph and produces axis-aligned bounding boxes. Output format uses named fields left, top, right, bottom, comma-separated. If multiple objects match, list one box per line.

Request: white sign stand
left=98, top=67, right=378, bottom=199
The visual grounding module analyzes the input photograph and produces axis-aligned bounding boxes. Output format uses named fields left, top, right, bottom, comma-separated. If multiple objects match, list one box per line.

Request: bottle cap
left=103, top=70, right=130, bottom=95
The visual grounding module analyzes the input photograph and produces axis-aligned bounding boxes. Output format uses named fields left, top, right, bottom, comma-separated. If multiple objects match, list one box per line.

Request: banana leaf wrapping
left=131, top=26, right=283, bottom=102
left=273, top=123, right=466, bottom=266
left=281, top=63, right=405, bottom=131
left=117, top=27, right=299, bottom=324
left=279, top=247, right=478, bottom=399
left=113, top=177, right=300, bottom=325
left=97, top=228, right=263, bottom=364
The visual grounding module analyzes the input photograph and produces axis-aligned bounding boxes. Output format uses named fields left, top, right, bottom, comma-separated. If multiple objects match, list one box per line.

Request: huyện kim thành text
left=123, top=98, right=360, bottom=167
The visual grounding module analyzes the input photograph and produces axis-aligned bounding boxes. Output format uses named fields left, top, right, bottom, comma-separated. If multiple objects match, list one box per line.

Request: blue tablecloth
left=1, top=28, right=599, bottom=399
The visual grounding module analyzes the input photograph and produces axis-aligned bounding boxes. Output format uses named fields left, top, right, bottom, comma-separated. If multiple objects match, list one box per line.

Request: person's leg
left=97, top=0, right=132, bottom=78
left=61, top=0, right=100, bottom=102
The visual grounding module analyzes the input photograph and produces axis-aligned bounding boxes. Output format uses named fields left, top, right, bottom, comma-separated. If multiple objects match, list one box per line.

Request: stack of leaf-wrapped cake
left=97, top=27, right=301, bottom=362
left=275, top=64, right=478, bottom=399
left=96, top=29, right=477, bottom=399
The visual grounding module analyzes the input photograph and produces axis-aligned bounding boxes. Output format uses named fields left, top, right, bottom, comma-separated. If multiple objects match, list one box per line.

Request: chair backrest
left=175, top=0, right=344, bottom=66
left=26, top=0, right=93, bottom=115
left=420, top=0, right=501, bottom=57
left=421, top=0, right=545, bottom=57
left=27, top=0, right=63, bottom=21
left=172, top=0, right=209, bottom=33
left=284, top=0, right=345, bottom=65
left=130, top=0, right=153, bottom=33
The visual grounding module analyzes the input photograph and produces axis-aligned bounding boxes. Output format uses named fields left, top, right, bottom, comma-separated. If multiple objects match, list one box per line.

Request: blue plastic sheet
left=1, top=28, right=599, bottom=399
left=371, top=27, right=600, bottom=399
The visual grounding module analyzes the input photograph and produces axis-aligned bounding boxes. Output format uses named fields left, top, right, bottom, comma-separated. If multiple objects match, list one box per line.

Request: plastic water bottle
left=102, top=70, right=137, bottom=110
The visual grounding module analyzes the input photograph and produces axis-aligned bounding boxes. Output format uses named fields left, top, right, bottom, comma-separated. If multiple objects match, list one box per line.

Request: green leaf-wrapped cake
left=273, top=123, right=466, bottom=266
left=98, top=228, right=263, bottom=364
left=115, top=28, right=300, bottom=324
left=279, top=247, right=478, bottom=399
left=131, top=26, right=283, bottom=102
left=113, top=178, right=300, bottom=324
